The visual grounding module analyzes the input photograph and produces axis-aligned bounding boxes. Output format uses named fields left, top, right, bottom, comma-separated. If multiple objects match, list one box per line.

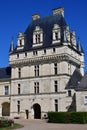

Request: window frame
left=55, top=99, right=58, bottom=112
left=54, top=63, right=57, bottom=75
left=34, top=82, right=39, bottom=94
left=54, top=81, right=58, bottom=93
left=34, top=65, right=39, bottom=77
left=84, top=96, right=87, bottom=105
left=4, top=86, right=9, bottom=95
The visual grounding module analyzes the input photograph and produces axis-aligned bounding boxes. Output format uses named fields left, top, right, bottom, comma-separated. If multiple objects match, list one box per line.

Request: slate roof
left=76, top=72, right=87, bottom=91
left=12, top=13, right=67, bottom=53
left=66, top=69, right=82, bottom=89
left=0, top=67, right=11, bottom=80
left=10, top=8, right=84, bottom=55
left=25, top=14, right=67, bottom=49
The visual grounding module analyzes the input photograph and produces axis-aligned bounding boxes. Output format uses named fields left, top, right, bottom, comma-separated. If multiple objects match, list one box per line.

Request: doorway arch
left=33, top=103, right=41, bottom=119
left=2, top=102, right=10, bottom=116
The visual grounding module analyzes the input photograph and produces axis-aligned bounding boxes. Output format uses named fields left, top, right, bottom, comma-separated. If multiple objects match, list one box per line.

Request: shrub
left=0, top=118, right=14, bottom=128
left=48, top=112, right=87, bottom=124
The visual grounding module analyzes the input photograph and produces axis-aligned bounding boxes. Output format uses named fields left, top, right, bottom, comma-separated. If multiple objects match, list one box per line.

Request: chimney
left=52, top=7, right=64, bottom=17
left=32, top=14, right=40, bottom=21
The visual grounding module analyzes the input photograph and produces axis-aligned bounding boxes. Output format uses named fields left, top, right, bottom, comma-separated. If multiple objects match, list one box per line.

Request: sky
left=0, top=0, right=87, bottom=72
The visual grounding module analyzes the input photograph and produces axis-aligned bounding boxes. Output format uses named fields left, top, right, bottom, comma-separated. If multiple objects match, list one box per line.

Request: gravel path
left=15, top=119, right=87, bottom=130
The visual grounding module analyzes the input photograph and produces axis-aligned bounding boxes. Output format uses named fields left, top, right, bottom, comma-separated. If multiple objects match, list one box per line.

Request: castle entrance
left=33, top=103, right=41, bottom=119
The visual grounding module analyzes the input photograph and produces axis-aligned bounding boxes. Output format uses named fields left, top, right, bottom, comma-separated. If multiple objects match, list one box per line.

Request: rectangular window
left=25, top=52, right=27, bottom=57
left=17, top=54, right=19, bottom=58
left=34, top=65, right=39, bottom=77
left=33, top=51, right=38, bottom=56
left=54, top=81, right=58, bottom=92
left=5, top=86, right=9, bottom=95
left=68, top=90, right=71, bottom=97
left=35, top=34, right=40, bottom=44
left=18, top=68, right=21, bottom=78
left=53, top=48, right=56, bottom=53
left=18, top=84, right=20, bottom=94
left=37, top=82, right=39, bottom=93
left=34, top=82, right=36, bottom=94
left=55, top=99, right=58, bottom=112
left=44, top=49, right=46, bottom=54
left=17, top=101, right=20, bottom=114
left=34, top=82, right=39, bottom=94
left=54, top=63, right=57, bottom=75
left=84, top=96, right=87, bottom=105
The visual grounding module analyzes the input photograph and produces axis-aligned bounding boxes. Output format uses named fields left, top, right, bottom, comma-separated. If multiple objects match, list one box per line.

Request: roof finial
left=77, top=37, right=84, bottom=53
left=9, top=37, right=14, bottom=53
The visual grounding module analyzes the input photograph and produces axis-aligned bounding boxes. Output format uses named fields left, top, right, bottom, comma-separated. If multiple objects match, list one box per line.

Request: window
left=55, top=99, right=58, bottom=112
left=44, top=49, right=46, bottom=54
left=84, top=96, right=87, bottom=105
left=33, top=51, right=37, bottom=56
left=34, top=65, right=39, bottom=77
left=25, top=52, right=27, bottom=57
left=35, top=34, right=40, bottom=43
left=34, top=82, right=39, bottom=94
left=54, top=81, right=58, bottom=92
left=52, top=24, right=61, bottom=44
left=33, top=26, right=43, bottom=46
left=54, top=63, right=57, bottom=75
left=53, top=48, right=56, bottom=53
left=17, top=54, right=19, bottom=58
left=68, top=90, right=71, bottom=97
left=18, top=68, right=21, bottom=78
left=5, top=86, right=9, bottom=95
left=18, top=84, right=20, bottom=94
left=17, top=101, right=20, bottom=114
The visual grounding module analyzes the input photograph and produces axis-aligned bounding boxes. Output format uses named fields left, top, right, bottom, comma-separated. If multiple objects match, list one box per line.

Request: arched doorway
left=33, top=103, right=41, bottom=119
left=2, top=102, right=10, bottom=116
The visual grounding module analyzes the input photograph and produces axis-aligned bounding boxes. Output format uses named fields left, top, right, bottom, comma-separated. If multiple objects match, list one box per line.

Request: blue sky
left=0, top=0, right=87, bottom=71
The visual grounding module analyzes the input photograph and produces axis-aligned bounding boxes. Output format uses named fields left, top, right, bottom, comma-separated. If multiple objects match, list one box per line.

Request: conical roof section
left=66, top=68, right=82, bottom=89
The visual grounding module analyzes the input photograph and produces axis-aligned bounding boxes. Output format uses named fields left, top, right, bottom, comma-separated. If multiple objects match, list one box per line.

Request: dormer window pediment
left=33, top=26, right=43, bottom=47
left=52, top=24, right=61, bottom=44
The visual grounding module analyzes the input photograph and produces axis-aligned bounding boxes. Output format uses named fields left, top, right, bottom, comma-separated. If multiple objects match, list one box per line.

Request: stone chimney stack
left=52, top=7, right=64, bottom=17
left=32, top=14, right=40, bottom=21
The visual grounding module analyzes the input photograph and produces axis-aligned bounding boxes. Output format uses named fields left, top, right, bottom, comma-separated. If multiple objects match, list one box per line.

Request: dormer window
left=35, top=34, right=40, bottom=43
left=33, top=26, right=43, bottom=47
left=17, top=32, right=25, bottom=50
left=52, top=24, right=61, bottom=44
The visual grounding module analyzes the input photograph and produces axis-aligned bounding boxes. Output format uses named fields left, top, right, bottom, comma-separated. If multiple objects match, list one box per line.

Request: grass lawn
left=0, top=123, right=23, bottom=130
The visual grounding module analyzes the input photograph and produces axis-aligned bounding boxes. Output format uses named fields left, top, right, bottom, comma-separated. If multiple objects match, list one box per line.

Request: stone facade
left=0, top=7, right=86, bottom=119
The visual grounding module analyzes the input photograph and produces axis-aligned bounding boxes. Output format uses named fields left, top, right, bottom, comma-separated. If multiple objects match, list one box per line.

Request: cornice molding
left=9, top=53, right=81, bottom=66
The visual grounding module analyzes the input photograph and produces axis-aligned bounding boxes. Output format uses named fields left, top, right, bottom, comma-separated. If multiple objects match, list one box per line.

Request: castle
left=0, top=7, right=87, bottom=119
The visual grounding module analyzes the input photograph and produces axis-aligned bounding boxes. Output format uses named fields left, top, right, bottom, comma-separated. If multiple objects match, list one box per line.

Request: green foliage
left=0, top=118, right=14, bottom=128
left=48, top=112, right=87, bottom=124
